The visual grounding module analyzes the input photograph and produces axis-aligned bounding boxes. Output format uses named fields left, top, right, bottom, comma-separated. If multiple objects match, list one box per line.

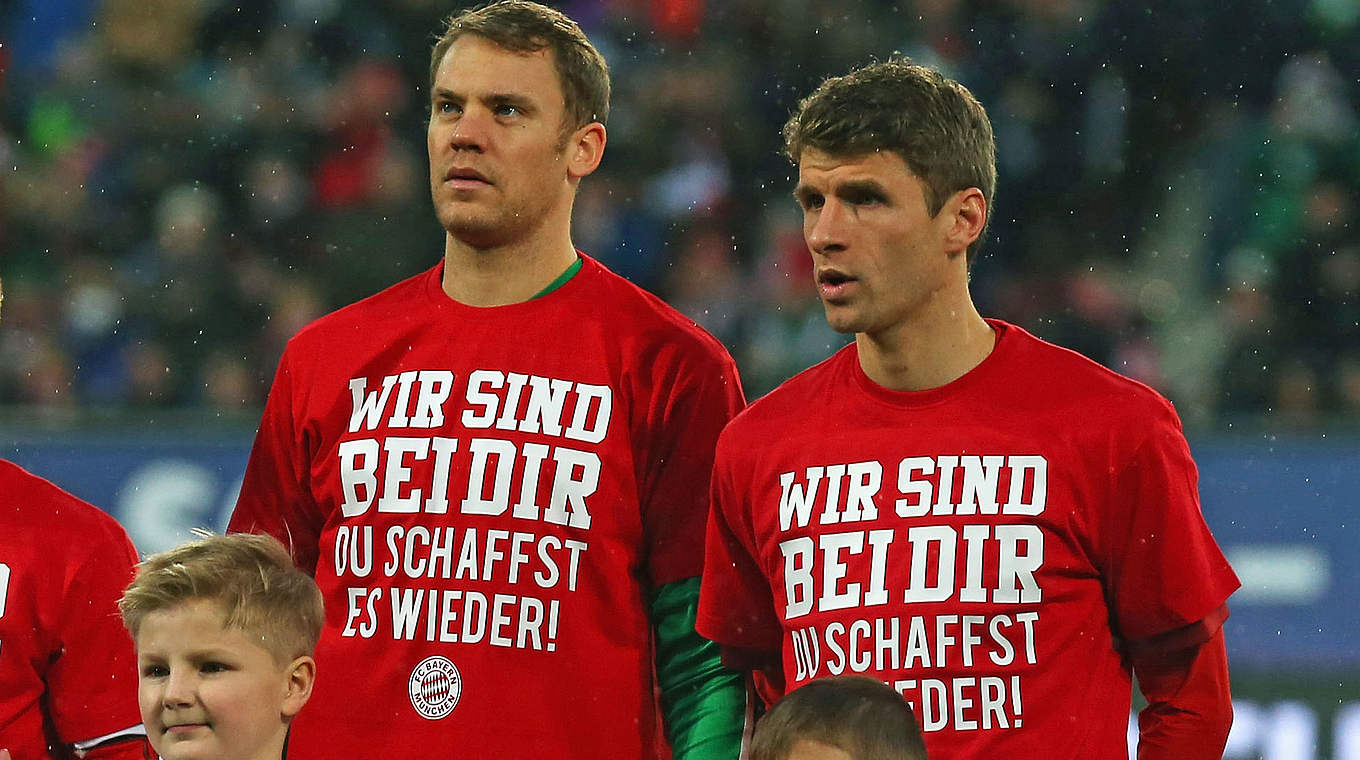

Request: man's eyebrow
left=834, top=179, right=888, bottom=198
left=793, top=178, right=889, bottom=202
left=484, top=92, right=537, bottom=110
left=432, top=88, right=537, bottom=112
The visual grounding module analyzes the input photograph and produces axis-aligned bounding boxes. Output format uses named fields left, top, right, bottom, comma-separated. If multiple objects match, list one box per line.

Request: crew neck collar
left=424, top=253, right=591, bottom=313
left=848, top=319, right=1011, bottom=408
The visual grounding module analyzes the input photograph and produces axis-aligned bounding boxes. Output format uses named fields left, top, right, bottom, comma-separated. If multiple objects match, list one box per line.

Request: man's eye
left=846, top=193, right=884, bottom=206
left=201, top=661, right=230, bottom=674
left=798, top=195, right=824, bottom=211
left=142, top=665, right=169, bottom=678
left=494, top=104, right=520, bottom=117
left=437, top=101, right=459, bottom=115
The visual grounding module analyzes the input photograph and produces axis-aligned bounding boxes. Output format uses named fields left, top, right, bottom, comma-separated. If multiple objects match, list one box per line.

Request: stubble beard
left=434, top=193, right=522, bottom=250
left=821, top=298, right=866, bottom=335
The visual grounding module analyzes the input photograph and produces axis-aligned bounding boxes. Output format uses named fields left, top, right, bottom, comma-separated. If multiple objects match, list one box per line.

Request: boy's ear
left=281, top=656, right=317, bottom=718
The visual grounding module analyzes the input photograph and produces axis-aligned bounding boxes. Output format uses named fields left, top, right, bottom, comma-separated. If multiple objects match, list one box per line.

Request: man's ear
left=281, top=656, right=317, bottom=718
left=566, top=122, right=607, bottom=180
left=942, top=187, right=987, bottom=257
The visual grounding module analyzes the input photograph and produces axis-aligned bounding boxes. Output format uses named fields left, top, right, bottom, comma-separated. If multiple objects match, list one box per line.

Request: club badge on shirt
left=409, top=655, right=462, bottom=719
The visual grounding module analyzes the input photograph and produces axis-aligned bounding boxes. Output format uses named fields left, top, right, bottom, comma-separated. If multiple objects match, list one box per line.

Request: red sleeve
left=640, top=346, right=745, bottom=588
left=1101, top=400, right=1239, bottom=641
left=1132, top=620, right=1233, bottom=759
left=46, top=514, right=145, bottom=746
left=229, top=346, right=324, bottom=573
left=696, top=427, right=783, bottom=655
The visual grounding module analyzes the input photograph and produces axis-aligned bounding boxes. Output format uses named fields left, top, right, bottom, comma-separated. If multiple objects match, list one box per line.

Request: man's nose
left=447, top=106, right=491, bottom=151
left=806, top=200, right=849, bottom=254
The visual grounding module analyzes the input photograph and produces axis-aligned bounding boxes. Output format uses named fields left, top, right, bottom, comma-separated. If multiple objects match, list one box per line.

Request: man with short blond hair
left=230, top=2, right=746, bottom=757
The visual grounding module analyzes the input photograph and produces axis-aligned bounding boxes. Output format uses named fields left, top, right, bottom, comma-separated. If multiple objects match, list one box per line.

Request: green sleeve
left=651, top=577, right=750, bottom=759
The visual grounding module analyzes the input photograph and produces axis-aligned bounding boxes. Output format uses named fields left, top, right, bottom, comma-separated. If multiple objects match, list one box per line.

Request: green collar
left=531, top=256, right=583, bottom=300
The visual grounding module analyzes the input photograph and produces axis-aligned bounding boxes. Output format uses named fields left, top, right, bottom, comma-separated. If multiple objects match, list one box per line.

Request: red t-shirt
left=0, top=460, right=146, bottom=759
left=698, top=320, right=1239, bottom=759
left=230, top=255, right=744, bottom=759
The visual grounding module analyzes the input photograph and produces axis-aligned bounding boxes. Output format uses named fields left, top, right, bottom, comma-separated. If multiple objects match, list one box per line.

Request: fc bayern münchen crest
left=408, top=655, right=462, bottom=720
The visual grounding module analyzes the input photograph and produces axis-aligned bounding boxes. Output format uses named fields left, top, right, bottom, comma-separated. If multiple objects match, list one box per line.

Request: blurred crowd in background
left=1, top=0, right=1356, bottom=431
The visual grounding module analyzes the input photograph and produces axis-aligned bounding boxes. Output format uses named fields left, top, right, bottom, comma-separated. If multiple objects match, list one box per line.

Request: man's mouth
left=817, top=269, right=856, bottom=297
left=443, top=167, right=491, bottom=185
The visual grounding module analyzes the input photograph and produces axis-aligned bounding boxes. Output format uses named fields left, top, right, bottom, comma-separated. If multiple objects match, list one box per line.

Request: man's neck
left=441, top=233, right=579, bottom=307
left=855, top=295, right=996, bottom=392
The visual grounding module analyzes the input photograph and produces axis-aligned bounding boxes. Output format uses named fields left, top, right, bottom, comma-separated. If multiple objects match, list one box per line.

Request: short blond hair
left=429, top=0, right=610, bottom=132
left=120, top=532, right=323, bottom=664
left=750, top=676, right=928, bottom=760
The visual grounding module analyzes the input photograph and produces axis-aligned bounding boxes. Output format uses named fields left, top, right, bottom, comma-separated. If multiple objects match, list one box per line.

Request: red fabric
left=0, top=460, right=146, bottom=760
left=718, top=646, right=785, bottom=707
left=230, top=255, right=744, bottom=758
left=1132, top=624, right=1233, bottom=759
left=1126, top=602, right=1230, bottom=657
left=698, top=321, right=1239, bottom=759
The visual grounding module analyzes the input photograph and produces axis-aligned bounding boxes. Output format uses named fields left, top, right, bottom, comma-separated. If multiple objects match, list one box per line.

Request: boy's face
left=136, top=599, right=309, bottom=760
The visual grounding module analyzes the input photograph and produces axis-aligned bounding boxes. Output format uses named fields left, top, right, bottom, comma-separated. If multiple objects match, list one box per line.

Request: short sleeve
left=696, top=429, right=783, bottom=653
left=46, top=518, right=144, bottom=742
left=229, top=345, right=324, bottom=573
left=1101, top=400, right=1240, bottom=642
left=640, top=347, right=746, bottom=588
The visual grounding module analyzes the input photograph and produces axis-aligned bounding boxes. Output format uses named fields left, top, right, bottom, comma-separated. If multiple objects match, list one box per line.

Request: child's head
left=120, top=532, right=324, bottom=760
left=750, top=676, right=928, bottom=760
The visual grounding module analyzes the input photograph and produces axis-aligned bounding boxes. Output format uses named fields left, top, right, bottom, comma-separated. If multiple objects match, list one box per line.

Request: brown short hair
left=120, top=532, right=324, bottom=664
left=429, top=0, right=610, bottom=132
left=784, top=58, right=997, bottom=266
left=750, top=676, right=928, bottom=760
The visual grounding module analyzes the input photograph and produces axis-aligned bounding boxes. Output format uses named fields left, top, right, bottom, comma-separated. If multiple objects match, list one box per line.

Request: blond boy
left=750, top=676, right=928, bottom=760
left=119, top=533, right=323, bottom=760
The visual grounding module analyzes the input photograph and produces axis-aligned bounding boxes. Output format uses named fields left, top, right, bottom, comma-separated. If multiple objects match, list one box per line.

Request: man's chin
left=821, top=306, right=861, bottom=335
left=439, top=217, right=512, bottom=250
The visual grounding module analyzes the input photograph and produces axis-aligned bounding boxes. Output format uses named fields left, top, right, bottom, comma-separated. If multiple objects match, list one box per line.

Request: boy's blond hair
left=750, top=676, right=928, bottom=760
left=120, top=532, right=323, bottom=664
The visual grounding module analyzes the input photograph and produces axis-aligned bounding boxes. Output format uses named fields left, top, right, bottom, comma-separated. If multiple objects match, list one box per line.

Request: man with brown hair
left=229, top=2, right=746, bottom=757
left=699, top=59, right=1238, bottom=758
